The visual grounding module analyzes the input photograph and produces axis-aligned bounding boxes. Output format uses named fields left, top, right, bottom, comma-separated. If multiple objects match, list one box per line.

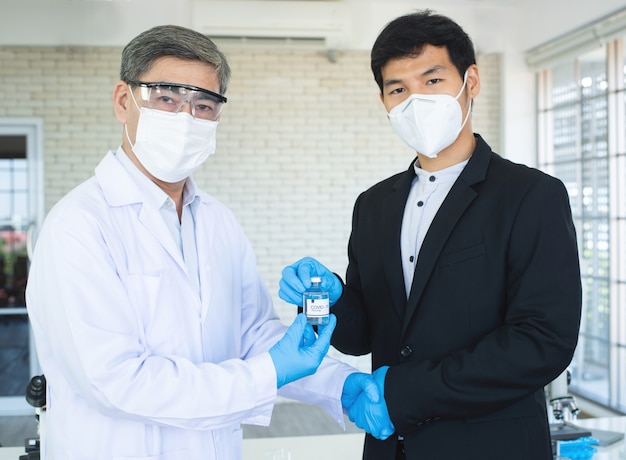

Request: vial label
left=303, top=296, right=330, bottom=325
left=303, top=276, right=330, bottom=325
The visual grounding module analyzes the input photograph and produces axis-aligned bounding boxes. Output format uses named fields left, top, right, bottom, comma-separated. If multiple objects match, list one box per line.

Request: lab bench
left=575, top=416, right=626, bottom=460
left=0, top=434, right=365, bottom=460
left=242, top=418, right=626, bottom=460
left=0, top=418, right=623, bottom=460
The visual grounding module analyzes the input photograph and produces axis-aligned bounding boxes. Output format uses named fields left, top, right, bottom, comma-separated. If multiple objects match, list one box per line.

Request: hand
left=279, top=257, right=343, bottom=306
left=346, top=366, right=395, bottom=440
left=269, top=313, right=337, bottom=388
left=342, top=372, right=380, bottom=411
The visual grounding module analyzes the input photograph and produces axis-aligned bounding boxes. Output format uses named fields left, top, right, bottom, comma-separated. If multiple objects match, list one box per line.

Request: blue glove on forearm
left=269, top=313, right=337, bottom=388
left=279, top=257, right=343, bottom=306
left=346, top=366, right=395, bottom=440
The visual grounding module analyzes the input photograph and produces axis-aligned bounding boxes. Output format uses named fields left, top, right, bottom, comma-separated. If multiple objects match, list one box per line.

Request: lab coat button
left=400, top=345, right=413, bottom=358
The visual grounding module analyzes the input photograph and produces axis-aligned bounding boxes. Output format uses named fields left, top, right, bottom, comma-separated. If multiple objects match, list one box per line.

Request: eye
left=387, top=87, right=405, bottom=96
left=156, top=95, right=176, bottom=105
left=426, top=78, right=442, bottom=86
left=151, top=87, right=179, bottom=107
left=194, top=103, right=214, bottom=113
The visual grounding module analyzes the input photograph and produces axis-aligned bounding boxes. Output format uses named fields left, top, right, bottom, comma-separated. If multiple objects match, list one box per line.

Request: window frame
left=535, top=36, right=626, bottom=413
left=0, top=118, right=44, bottom=415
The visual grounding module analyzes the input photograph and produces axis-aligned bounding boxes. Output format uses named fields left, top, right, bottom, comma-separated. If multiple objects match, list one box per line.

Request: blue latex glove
left=346, top=366, right=395, bottom=440
left=279, top=257, right=343, bottom=306
left=341, top=372, right=380, bottom=411
left=269, top=313, right=337, bottom=388
left=558, top=436, right=598, bottom=460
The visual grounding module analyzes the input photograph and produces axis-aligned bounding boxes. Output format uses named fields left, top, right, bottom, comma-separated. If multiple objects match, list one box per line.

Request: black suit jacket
left=331, top=135, right=582, bottom=460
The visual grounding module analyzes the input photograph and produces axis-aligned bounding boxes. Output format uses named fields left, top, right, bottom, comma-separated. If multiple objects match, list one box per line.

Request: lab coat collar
left=94, top=150, right=213, bottom=274
left=96, top=149, right=144, bottom=207
left=96, top=148, right=212, bottom=209
left=114, top=147, right=203, bottom=214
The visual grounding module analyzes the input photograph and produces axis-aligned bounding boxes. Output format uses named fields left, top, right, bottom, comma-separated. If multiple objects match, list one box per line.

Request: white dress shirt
left=401, top=158, right=469, bottom=297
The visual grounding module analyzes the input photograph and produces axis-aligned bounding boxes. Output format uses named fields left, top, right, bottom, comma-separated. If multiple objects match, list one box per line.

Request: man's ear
left=112, top=81, right=131, bottom=124
left=466, top=64, right=480, bottom=99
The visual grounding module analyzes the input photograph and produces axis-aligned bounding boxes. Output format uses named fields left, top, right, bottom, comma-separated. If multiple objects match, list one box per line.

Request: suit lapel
left=381, top=165, right=416, bottom=321
left=402, top=136, right=492, bottom=336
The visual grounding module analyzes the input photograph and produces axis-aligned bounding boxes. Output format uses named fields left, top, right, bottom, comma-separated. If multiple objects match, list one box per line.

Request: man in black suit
left=279, top=10, right=582, bottom=460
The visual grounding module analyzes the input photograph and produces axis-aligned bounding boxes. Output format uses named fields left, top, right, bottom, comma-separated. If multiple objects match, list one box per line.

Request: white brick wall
left=473, top=53, right=501, bottom=153
left=0, top=45, right=500, bottom=371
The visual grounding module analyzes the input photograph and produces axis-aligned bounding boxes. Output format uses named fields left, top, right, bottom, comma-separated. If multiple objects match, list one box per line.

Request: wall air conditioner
left=191, top=0, right=349, bottom=48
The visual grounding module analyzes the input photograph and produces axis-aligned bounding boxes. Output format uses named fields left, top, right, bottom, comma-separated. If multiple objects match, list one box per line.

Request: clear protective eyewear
left=127, top=81, right=227, bottom=121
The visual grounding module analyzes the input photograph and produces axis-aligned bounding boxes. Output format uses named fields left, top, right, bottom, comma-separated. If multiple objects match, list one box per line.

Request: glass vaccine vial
left=303, top=276, right=330, bottom=325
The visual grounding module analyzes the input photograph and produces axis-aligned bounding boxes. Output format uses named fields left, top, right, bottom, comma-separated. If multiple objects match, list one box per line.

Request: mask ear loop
left=124, top=84, right=143, bottom=150
left=127, top=85, right=142, bottom=111
left=459, top=98, right=473, bottom=132
left=454, top=70, right=469, bottom=100
left=456, top=70, right=472, bottom=132
left=124, top=123, right=135, bottom=150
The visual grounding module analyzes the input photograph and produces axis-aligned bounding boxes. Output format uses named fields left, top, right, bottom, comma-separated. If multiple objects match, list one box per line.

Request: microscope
left=19, top=375, right=46, bottom=460
left=548, top=370, right=624, bottom=455
left=548, top=369, right=581, bottom=424
left=547, top=369, right=595, bottom=459
left=548, top=369, right=590, bottom=440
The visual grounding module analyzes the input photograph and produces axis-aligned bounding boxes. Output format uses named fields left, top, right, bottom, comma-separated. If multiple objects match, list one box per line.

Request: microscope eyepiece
left=25, top=375, right=46, bottom=408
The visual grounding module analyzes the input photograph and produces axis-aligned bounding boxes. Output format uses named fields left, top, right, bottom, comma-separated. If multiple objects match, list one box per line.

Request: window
left=1, top=136, right=29, bottom=308
left=532, top=15, right=626, bottom=412
left=0, top=120, right=43, bottom=415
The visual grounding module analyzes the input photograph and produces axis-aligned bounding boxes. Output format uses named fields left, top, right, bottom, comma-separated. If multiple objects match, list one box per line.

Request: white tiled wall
left=0, top=45, right=500, bottom=370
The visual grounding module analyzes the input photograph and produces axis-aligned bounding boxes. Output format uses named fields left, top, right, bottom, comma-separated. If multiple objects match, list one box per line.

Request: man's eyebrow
left=382, top=78, right=404, bottom=88
left=422, top=65, right=446, bottom=76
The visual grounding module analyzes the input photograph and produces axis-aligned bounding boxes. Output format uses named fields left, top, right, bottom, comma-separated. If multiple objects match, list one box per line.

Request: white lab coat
left=26, top=151, right=355, bottom=460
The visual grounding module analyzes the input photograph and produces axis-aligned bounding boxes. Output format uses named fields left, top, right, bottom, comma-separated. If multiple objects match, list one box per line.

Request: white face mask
left=388, top=71, right=471, bottom=158
left=126, top=91, right=219, bottom=183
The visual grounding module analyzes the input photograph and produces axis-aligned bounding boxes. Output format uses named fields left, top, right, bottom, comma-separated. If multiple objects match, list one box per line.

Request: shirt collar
left=413, top=157, right=469, bottom=183
left=182, top=176, right=200, bottom=208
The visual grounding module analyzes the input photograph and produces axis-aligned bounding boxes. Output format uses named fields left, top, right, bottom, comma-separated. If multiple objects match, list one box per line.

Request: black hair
left=371, top=10, right=476, bottom=92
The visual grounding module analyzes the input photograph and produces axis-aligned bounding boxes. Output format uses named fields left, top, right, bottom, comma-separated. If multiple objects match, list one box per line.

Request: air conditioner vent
left=192, top=0, right=348, bottom=46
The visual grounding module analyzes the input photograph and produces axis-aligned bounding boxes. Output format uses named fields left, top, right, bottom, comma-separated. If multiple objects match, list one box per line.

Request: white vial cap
left=311, top=276, right=322, bottom=283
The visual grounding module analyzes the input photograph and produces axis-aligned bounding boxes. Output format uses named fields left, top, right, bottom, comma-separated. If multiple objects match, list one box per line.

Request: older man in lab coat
left=26, top=25, right=376, bottom=460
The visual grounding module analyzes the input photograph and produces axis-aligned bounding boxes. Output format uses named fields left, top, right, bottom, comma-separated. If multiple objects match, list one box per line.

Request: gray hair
left=120, top=25, right=231, bottom=95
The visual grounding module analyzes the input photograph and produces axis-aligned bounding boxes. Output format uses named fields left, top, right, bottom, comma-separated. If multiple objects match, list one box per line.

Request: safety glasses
left=127, top=81, right=227, bottom=121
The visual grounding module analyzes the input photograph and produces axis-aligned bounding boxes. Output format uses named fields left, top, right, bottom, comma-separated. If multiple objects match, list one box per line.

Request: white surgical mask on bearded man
left=388, top=70, right=472, bottom=158
left=125, top=90, right=219, bottom=183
